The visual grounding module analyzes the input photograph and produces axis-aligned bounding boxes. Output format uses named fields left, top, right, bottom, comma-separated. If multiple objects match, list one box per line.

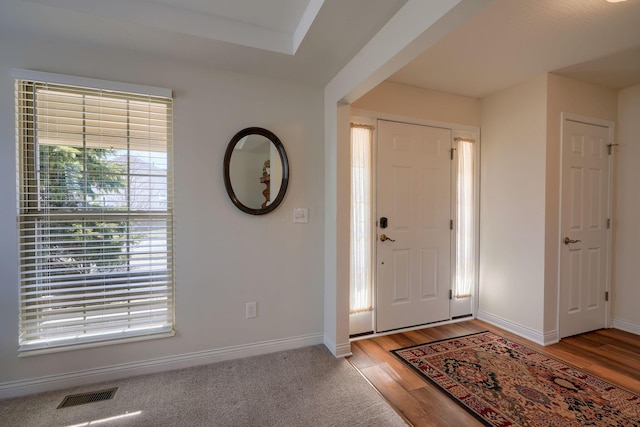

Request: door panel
left=392, top=166, right=411, bottom=227
left=392, top=250, right=410, bottom=302
left=559, top=119, right=610, bottom=338
left=376, top=120, right=451, bottom=332
left=567, top=250, right=581, bottom=312
left=420, top=248, right=438, bottom=298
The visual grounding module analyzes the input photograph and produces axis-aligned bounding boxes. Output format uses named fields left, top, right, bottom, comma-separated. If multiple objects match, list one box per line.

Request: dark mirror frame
left=223, top=127, right=289, bottom=215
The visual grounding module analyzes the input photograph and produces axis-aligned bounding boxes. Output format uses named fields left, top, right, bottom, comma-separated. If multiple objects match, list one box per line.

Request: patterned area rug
left=392, top=331, right=640, bottom=427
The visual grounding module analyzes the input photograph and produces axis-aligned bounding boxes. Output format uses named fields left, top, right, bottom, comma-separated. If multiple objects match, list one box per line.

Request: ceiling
left=21, top=0, right=326, bottom=55
left=388, top=0, right=640, bottom=98
left=0, top=0, right=407, bottom=88
left=1, top=0, right=640, bottom=99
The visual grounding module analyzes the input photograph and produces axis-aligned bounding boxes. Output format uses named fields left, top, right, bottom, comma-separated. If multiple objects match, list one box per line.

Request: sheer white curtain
left=350, top=125, right=373, bottom=314
left=454, top=138, right=475, bottom=298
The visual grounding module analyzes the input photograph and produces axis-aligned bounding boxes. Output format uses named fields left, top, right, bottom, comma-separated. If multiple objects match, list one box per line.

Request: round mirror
left=224, top=127, right=289, bottom=215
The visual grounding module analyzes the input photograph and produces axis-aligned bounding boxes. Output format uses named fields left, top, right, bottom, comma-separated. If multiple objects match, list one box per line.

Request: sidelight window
left=349, top=124, right=374, bottom=315
left=454, top=137, right=476, bottom=299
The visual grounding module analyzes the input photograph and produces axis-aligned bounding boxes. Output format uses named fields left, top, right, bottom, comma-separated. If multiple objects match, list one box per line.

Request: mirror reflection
left=229, top=134, right=282, bottom=209
left=224, top=127, right=289, bottom=215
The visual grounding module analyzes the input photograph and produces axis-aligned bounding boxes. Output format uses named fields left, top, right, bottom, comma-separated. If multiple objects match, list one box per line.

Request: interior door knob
left=563, top=237, right=581, bottom=245
left=380, top=234, right=396, bottom=242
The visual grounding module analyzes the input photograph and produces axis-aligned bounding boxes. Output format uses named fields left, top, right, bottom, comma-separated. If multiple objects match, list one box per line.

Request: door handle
left=379, top=234, right=396, bottom=242
left=563, top=237, right=581, bottom=245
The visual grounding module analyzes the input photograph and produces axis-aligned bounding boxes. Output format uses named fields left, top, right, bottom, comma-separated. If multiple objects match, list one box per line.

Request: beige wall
left=352, top=81, right=480, bottom=126
left=613, top=84, right=640, bottom=333
left=544, top=74, right=618, bottom=334
left=0, top=36, right=325, bottom=397
left=478, top=75, right=549, bottom=340
left=351, top=76, right=630, bottom=344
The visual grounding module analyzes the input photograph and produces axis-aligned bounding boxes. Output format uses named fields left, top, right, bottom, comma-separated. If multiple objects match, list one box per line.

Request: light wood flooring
left=347, top=320, right=640, bottom=427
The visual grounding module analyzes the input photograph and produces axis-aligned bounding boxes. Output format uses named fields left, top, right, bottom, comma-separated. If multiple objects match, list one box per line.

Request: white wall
left=352, top=81, right=481, bottom=126
left=478, top=74, right=619, bottom=343
left=479, top=75, right=548, bottom=340
left=0, top=36, right=325, bottom=397
left=346, top=74, right=633, bottom=345
left=613, top=84, right=640, bottom=334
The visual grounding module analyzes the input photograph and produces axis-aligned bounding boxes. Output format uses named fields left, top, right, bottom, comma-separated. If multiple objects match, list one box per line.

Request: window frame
left=14, top=69, right=175, bottom=355
left=349, top=118, right=376, bottom=336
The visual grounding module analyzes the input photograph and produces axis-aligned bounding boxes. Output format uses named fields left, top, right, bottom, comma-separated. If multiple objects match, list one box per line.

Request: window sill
left=18, top=329, right=175, bottom=357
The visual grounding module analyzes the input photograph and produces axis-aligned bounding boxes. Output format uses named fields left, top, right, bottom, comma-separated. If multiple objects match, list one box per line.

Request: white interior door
left=376, top=120, right=451, bottom=332
left=559, top=118, right=611, bottom=338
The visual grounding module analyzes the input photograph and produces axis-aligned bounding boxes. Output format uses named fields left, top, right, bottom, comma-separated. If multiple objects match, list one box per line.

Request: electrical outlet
left=246, top=302, right=257, bottom=319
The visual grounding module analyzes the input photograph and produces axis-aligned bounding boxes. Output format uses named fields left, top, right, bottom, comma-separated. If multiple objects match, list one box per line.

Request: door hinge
left=607, top=143, right=619, bottom=155
left=605, top=291, right=609, bottom=302
left=450, top=148, right=456, bottom=160
left=449, top=289, right=453, bottom=300
left=607, top=218, right=611, bottom=229
left=450, top=219, right=454, bottom=230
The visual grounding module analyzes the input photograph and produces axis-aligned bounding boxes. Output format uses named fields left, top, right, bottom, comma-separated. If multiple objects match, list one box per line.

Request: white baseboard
left=0, top=333, right=324, bottom=399
left=543, top=329, right=560, bottom=345
left=477, top=310, right=558, bottom=346
left=323, top=335, right=352, bottom=358
left=612, top=318, right=640, bottom=335
left=334, top=342, right=352, bottom=357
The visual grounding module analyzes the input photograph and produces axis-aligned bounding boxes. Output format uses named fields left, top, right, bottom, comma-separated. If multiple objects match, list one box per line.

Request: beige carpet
left=0, top=345, right=406, bottom=426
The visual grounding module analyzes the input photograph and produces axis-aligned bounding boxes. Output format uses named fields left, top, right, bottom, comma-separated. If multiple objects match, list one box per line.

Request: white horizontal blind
left=16, top=77, right=174, bottom=352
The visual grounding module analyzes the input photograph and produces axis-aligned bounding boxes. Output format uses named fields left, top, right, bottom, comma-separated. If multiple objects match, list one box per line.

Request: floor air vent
left=57, top=387, right=117, bottom=409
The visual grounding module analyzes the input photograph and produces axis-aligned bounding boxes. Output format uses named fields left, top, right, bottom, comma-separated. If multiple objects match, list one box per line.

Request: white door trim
left=451, top=128, right=480, bottom=319
left=349, top=109, right=480, bottom=330
left=351, top=108, right=480, bottom=136
left=557, top=112, right=615, bottom=337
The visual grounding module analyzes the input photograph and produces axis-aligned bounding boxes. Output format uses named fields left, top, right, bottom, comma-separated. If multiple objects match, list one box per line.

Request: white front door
left=376, top=120, right=451, bottom=332
left=559, top=118, right=611, bottom=338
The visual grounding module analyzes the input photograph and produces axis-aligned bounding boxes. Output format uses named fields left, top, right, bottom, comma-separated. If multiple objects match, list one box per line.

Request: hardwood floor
left=347, top=320, right=640, bottom=427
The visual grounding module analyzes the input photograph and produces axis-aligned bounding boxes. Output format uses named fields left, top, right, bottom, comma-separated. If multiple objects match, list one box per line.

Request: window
left=454, top=137, right=476, bottom=299
left=15, top=70, right=174, bottom=353
left=350, top=124, right=374, bottom=315
left=349, top=123, right=374, bottom=335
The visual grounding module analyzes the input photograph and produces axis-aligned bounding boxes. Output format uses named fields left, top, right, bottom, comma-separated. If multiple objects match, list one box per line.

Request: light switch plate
left=294, top=207, right=308, bottom=223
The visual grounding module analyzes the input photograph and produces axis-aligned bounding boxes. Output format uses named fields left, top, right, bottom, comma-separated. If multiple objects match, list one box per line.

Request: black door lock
left=380, top=217, right=388, bottom=229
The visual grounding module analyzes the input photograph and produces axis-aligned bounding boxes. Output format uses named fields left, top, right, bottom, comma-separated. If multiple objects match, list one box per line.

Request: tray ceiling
left=2, top=0, right=640, bottom=96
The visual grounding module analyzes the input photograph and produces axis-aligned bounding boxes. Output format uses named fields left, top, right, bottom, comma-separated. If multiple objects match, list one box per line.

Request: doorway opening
left=349, top=117, right=478, bottom=336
